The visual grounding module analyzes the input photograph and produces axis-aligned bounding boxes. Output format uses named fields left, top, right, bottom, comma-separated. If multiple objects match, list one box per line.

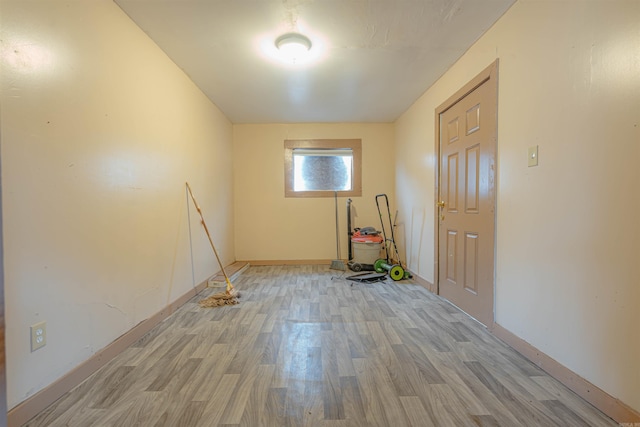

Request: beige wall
left=3, top=0, right=638, bottom=418
left=395, top=0, right=639, bottom=413
left=234, top=123, right=394, bottom=262
left=1, top=1, right=234, bottom=409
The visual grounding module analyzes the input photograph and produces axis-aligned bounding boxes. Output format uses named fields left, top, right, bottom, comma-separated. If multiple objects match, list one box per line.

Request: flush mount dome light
left=275, top=33, right=312, bottom=63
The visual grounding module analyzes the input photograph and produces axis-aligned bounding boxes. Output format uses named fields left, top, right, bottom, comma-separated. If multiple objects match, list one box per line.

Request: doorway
left=435, top=61, right=498, bottom=327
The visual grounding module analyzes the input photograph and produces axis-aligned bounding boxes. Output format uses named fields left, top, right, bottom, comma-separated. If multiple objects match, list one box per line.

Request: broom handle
left=186, top=182, right=234, bottom=292
left=335, top=191, right=341, bottom=259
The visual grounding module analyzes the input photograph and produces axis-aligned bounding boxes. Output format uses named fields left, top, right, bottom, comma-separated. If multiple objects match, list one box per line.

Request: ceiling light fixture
left=275, top=33, right=312, bottom=64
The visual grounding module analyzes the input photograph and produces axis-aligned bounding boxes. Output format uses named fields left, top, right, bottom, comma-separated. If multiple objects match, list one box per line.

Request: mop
left=330, top=191, right=346, bottom=271
left=186, top=182, right=240, bottom=307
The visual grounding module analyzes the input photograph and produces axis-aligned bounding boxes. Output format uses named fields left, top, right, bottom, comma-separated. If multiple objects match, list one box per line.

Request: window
left=293, top=149, right=352, bottom=191
left=285, top=139, right=362, bottom=198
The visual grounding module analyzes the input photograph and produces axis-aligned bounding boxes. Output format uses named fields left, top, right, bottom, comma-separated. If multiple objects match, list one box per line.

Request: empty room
left=1, top=0, right=638, bottom=426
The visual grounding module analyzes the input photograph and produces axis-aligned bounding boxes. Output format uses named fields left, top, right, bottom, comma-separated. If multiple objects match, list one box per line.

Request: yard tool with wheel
left=186, top=182, right=239, bottom=307
left=374, top=193, right=411, bottom=281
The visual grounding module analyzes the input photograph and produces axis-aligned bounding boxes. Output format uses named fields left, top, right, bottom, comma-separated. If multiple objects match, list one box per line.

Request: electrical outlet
left=31, top=321, right=46, bottom=351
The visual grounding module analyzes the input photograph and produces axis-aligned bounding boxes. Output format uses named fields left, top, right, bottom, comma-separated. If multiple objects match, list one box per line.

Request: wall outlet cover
left=31, top=321, right=47, bottom=351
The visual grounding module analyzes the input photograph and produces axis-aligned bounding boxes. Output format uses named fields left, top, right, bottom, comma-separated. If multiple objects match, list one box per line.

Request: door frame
left=433, top=60, right=498, bottom=323
left=1, top=112, right=6, bottom=426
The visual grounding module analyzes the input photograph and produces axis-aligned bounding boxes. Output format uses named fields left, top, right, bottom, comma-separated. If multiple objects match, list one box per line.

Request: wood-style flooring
left=25, top=265, right=618, bottom=426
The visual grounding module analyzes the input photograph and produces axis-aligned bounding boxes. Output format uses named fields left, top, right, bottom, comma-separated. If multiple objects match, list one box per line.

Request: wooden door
left=436, top=62, right=497, bottom=326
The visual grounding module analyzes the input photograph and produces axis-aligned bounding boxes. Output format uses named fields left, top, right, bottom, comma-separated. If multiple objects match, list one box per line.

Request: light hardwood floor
left=25, top=265, right=618, bottom=426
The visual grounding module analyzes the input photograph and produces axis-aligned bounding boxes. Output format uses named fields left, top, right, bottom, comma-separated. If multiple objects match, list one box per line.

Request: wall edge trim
left=238, top=259, right=334, bottom=266
left=7, top=278, right=210, bottom=427
left=407, top=271, right=435, bottom=293
left=490, top=323, right=640, bottom=424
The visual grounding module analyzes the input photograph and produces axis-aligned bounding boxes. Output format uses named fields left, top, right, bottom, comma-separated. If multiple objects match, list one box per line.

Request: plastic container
left=352, top=241, right=382, bottom=265
left=350, top=230, right=383, bottom=267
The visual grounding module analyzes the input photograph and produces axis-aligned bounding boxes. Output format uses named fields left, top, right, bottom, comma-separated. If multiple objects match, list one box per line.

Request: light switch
left=528, top=145, right=539, bottom=167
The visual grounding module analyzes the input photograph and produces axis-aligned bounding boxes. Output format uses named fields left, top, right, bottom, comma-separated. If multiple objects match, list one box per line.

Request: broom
left=330, top=191, right=346, bottom=271
left=186, top=182, right=239, bottom=307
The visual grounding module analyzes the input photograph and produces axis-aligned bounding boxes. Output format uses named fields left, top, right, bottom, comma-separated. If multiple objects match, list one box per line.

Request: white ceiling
left=114, top=0, right=515, bottom=124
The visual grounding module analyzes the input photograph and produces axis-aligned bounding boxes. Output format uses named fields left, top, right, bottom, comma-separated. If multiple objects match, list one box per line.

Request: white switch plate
left=31, top=321, right=47, bottom=351
left=528, top=145, right=539, bottom=167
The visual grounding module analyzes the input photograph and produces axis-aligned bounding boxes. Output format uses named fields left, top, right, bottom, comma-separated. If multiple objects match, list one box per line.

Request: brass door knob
left=436, top=201, right=446, bottom=208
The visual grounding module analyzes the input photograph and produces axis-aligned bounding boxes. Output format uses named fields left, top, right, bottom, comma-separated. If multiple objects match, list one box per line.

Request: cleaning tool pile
left=373, top=193, right=411, bottom=281
left=186, top=182, right=240, bottom=307
left=330, top=191, right=346, bottom=271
